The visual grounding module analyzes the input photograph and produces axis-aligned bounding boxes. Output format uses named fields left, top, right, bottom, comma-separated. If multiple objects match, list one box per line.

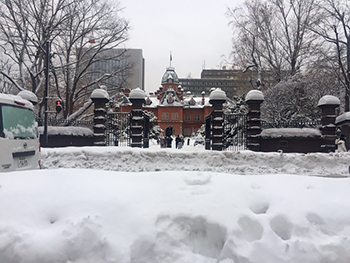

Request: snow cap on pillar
left=129, top=87, right=146, bottom=100
left=91, top=88, right=109, bottom=100
left=209, top=88, right=226, bottom=101
left=317, top=95, right=340, bottom=107
left=245, top=89, right=264, bottom=102
left=336, top=112, right=350, bottom=125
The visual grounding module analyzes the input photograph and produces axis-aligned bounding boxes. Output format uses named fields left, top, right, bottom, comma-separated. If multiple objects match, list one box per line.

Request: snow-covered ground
left=1, top=142, right=350, bottom=263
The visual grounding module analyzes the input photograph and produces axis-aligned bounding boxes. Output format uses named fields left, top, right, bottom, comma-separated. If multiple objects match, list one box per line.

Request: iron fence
left=37, top=118, right=93, bottom=129
left=105, top=112, right=131, bottom=146
left=223, top=113, right=248, bottom=151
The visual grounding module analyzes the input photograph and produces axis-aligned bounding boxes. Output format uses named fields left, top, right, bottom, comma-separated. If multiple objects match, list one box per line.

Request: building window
left=194, top=115, right=201, bottom=122
left=172, top=113, right=178, bottom=120
left=184, top=115, right=191, bottom=121
left=162, top=113, right=169, bottom=120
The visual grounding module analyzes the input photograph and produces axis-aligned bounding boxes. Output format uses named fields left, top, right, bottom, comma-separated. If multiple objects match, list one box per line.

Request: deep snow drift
left=1, top=144, right=350, bottom=263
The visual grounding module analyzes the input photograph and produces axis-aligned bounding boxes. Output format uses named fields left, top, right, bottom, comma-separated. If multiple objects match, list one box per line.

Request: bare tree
left=227, top=0, right=320, bottom=84
left=0, top=0, right=129, bottom=119
left=50, top=0, right=129, bottom=118
left=312, top=0, right=350, bottom=111
left=226, top=0, right=268, bottom=88
left=0, top=57, right=18, bottom=93
left=0, top=0, right=71, bottom=94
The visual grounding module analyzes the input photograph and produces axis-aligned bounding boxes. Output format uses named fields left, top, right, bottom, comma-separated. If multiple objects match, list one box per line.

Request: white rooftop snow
left=91, top=88, right=109, bottom=100
left=317, top=95, right=340, bottom=107
left=17, top=90, right=38, bottom=104
left=245, top=89, right=264, bottom=101
left=0, top=93, right=34, bottom=109
left=1, top=144, right=350, bottom=263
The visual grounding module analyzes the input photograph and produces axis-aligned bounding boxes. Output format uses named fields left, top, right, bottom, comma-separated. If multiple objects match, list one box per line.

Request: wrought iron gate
left=105, top=112, right=131, bottom=146
left=205, top=115, right=211, bottom=150
left=143, top=113, right=150, bottom=148
left=223, top=113, right=247, bottom=151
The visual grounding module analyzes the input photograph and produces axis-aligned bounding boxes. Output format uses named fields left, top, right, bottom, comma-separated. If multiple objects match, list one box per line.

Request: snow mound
left=41, top=146, right=350, bottom=176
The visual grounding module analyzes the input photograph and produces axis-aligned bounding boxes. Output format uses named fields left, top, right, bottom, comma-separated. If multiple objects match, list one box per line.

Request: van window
left=1, top=104, right=38, bottom=139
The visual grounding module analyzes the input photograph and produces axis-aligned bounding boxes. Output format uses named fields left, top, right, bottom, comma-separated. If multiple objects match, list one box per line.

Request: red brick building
left=120, top=67, right=213, bottom=136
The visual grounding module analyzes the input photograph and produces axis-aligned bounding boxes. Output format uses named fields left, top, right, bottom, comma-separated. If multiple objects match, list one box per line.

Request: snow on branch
left=66, top=99, right=93, bottom=124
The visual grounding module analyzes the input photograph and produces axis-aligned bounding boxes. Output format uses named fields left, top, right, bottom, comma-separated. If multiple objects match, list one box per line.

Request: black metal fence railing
left=261, top=119, right=321, bottom=129
left=223, top=113, right=248, bottom=151
left=105, top=112, right=131, bottom=147
left=143, top=113, right=150, bottom=148
left=37, top=118, right=93, bottom=129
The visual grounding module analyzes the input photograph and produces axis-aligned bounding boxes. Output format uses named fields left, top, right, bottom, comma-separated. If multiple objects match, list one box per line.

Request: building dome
left=161, top=67, right=179, bottom=84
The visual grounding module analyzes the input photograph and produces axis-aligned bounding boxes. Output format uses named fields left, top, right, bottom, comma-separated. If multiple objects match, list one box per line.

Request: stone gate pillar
left=209, top=88, right=226, bottom=151
left=91, top=88, right=109, bottom=146
left=317, top=95, right=340, bottom=152
left=129, top=88, right=146, bottom=148
left=245, top=90, right=264, bottom=151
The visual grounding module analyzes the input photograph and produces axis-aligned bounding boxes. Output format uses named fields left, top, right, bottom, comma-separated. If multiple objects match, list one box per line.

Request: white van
left=0, top=93, right=40, bottom=172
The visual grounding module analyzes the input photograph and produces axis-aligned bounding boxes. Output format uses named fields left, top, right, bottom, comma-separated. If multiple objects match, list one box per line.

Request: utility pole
left=43, top=40, right=50, bottom=145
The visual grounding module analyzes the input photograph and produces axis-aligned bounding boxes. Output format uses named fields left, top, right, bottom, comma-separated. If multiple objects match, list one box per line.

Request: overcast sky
left=121, top=0, right=244, bottom=92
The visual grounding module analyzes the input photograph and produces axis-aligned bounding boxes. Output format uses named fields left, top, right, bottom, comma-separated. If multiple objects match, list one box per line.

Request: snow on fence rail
left=37, top=118, right=93, bottom=129
left=261, top=119, right=321, bottom=129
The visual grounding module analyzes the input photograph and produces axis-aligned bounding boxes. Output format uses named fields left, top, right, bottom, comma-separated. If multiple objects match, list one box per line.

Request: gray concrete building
left=88, top=48, right=145, bottom=94
left=179, top=68, right=278, bottom=99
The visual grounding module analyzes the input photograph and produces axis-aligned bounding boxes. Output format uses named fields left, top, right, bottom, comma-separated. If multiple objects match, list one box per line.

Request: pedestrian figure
left=175, top=135, right=180, bottom=149
left=178, top=135, right=184, bottom=149
left=166, top=136, right=173, bottom=148
left=159, top=135, right=166, bottom=148
left=336, top=134, right=347, bottom=152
